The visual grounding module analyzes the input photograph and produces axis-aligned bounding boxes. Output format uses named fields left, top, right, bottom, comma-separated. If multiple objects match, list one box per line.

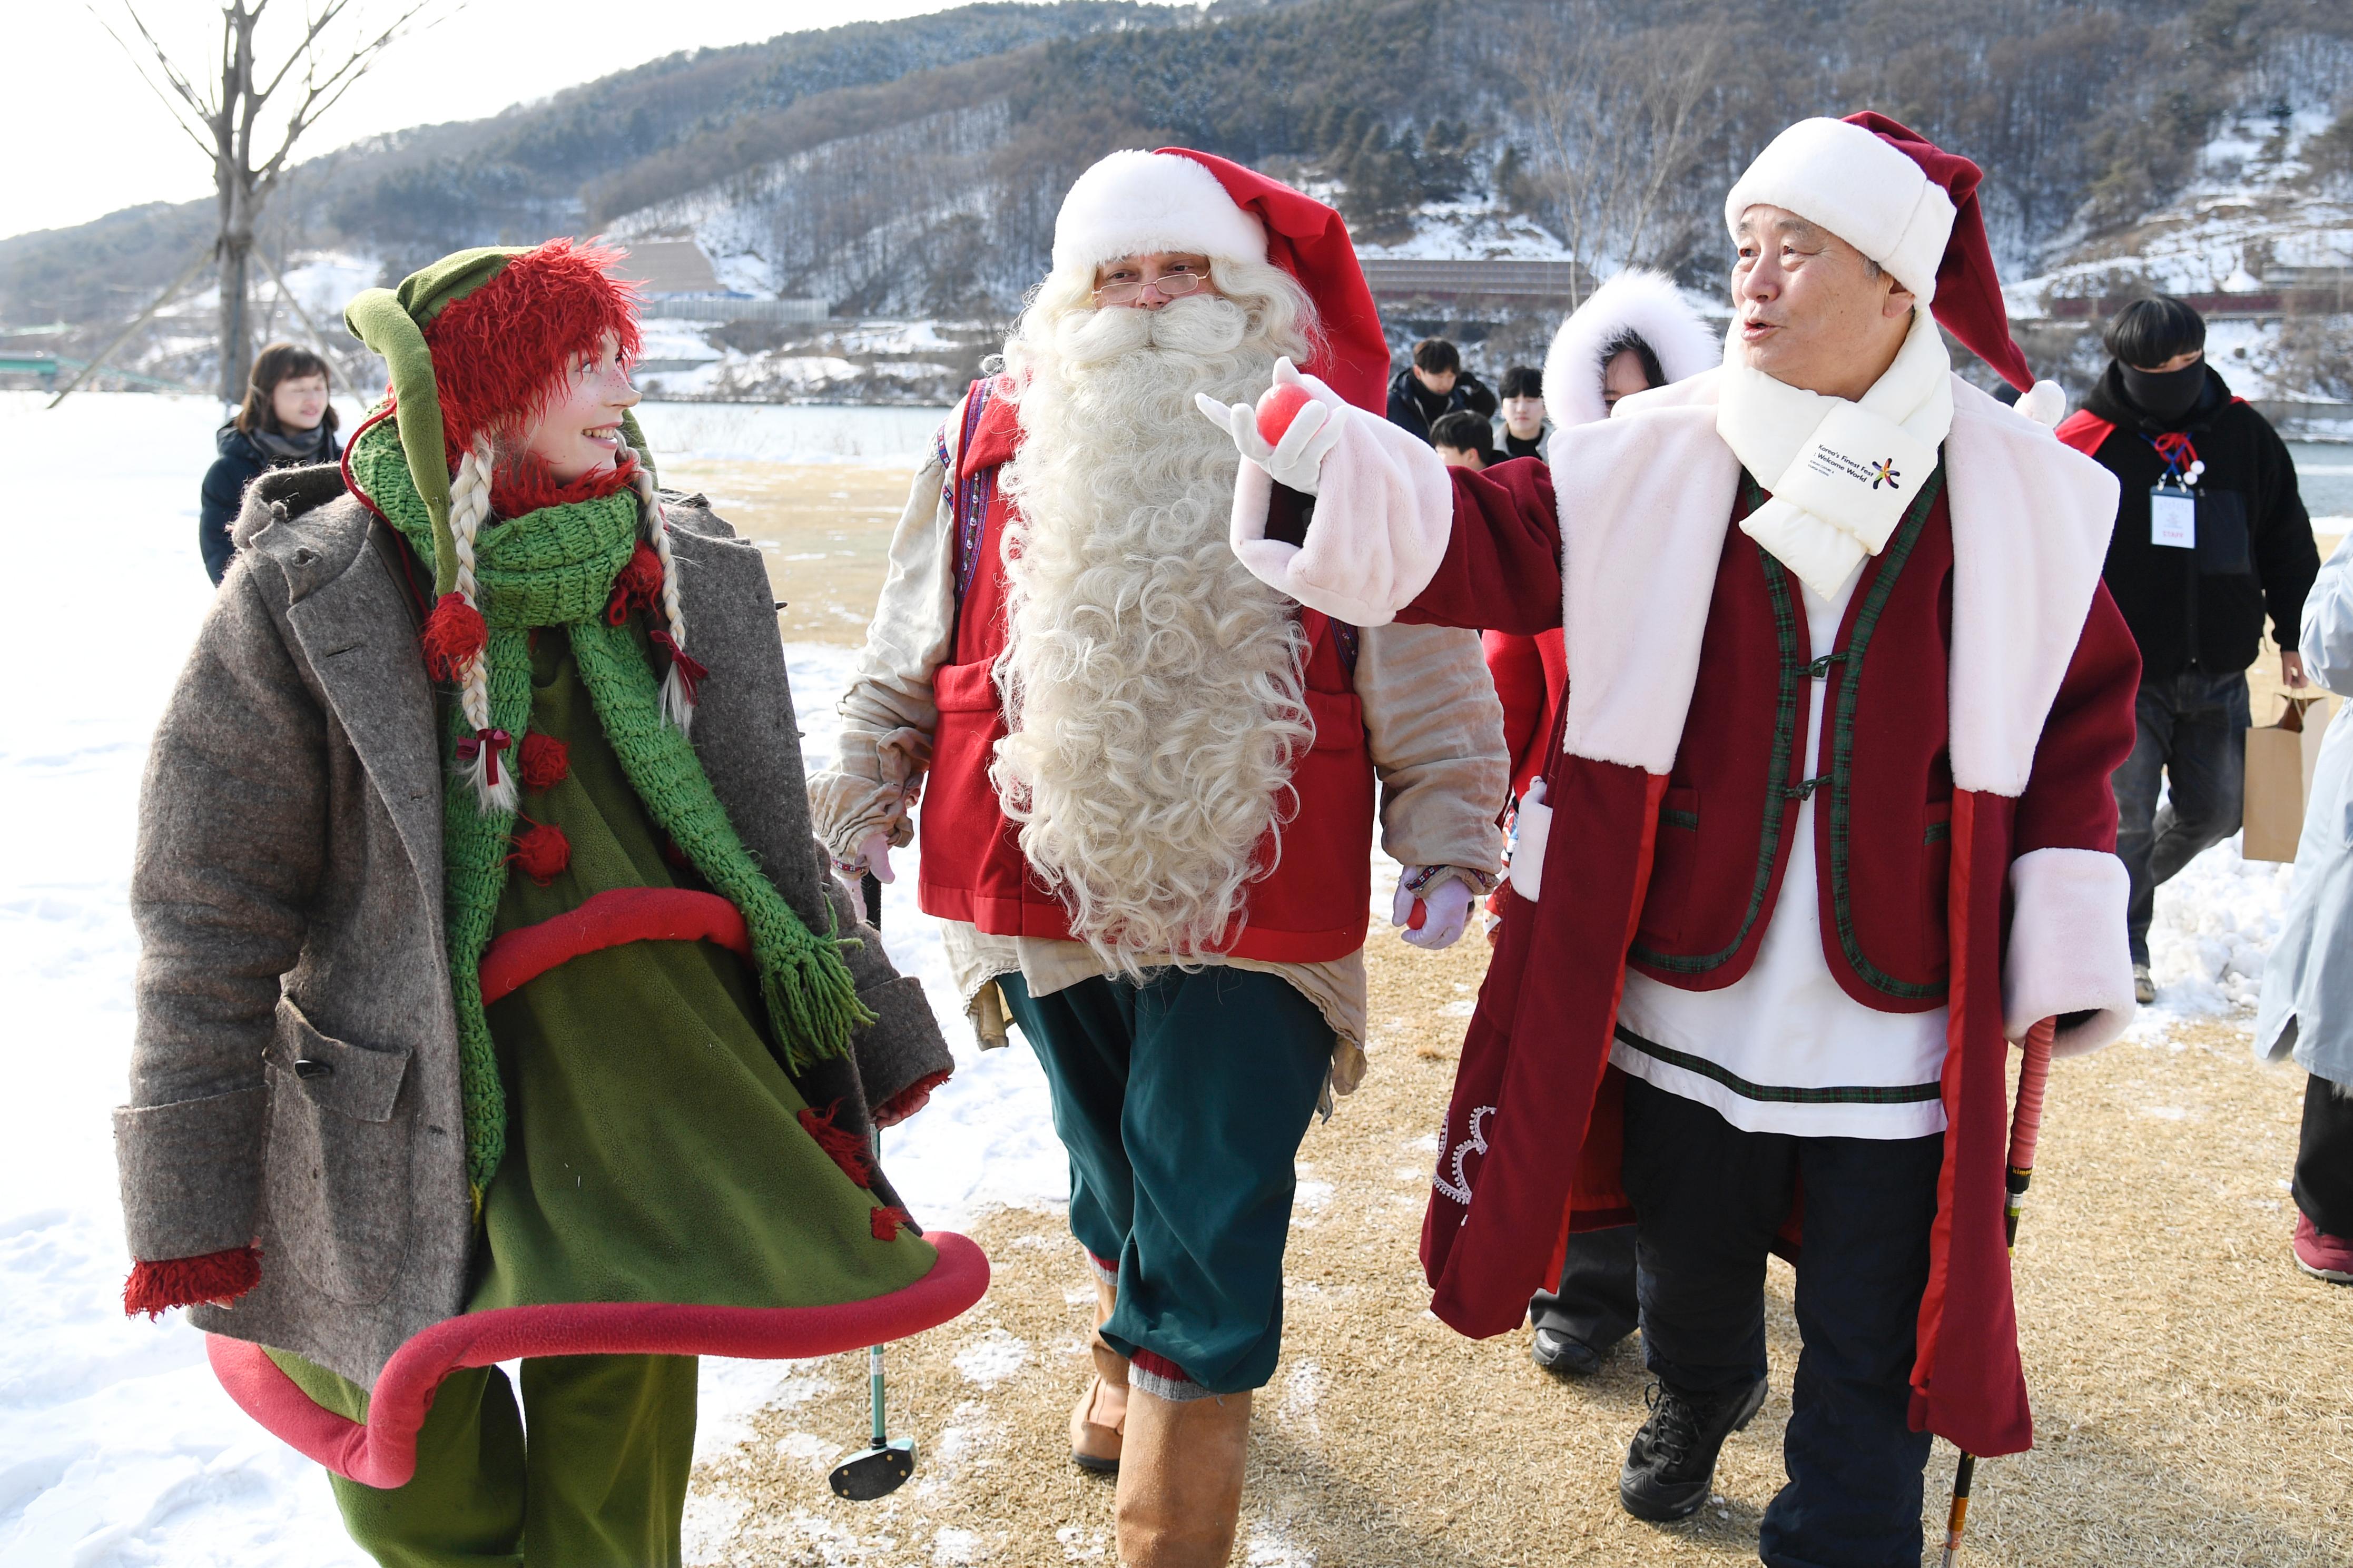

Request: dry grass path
left=685, top=934, right=2350, bottom=1565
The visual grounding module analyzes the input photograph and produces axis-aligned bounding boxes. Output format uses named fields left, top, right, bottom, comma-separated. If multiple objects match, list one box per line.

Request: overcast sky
left=11, top=1, right=1193, bottom=243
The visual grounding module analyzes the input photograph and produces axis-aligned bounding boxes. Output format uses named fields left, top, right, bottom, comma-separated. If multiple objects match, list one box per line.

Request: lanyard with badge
left=2145, top=431, right=2203, bottom=550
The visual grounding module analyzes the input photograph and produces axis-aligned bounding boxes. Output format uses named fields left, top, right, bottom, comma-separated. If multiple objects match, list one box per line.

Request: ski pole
left=829, top=1126, right=918, bottom=1501
left=1939, top=1015, right=2055, bottom=1568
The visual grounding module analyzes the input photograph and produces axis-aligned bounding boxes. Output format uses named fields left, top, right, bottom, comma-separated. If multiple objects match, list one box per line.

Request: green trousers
left=268, top=1349, right=697, bottom=1567
left=998, top=965, right=1333, bottom=1397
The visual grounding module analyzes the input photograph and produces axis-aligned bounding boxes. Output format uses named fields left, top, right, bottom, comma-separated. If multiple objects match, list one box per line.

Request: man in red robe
left=1202, top=115, right=2141, bottom=1564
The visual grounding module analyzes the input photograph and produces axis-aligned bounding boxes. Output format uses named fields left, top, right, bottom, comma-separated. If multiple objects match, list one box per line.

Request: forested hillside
left=5, top=0, right=2349, bottom=401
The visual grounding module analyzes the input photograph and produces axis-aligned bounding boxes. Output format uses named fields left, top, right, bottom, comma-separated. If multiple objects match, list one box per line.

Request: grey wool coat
left=117, top=463, right=953, bottom=1386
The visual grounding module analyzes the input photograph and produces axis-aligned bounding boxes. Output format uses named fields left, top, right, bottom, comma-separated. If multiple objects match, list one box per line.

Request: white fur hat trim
left=1724, top=118, right=1956, bottom=304
left=1541, top=269, right=1722, bottom=430
left=1051, top=150, right=1267, bottom=275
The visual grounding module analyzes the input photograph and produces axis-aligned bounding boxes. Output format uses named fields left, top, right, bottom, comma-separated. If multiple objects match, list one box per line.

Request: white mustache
left=1050, top=293, right=1252, bottom=366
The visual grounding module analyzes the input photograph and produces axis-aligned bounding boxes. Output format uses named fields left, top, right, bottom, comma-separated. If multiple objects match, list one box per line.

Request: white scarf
left=1716, top=307, right=1954, bottom=597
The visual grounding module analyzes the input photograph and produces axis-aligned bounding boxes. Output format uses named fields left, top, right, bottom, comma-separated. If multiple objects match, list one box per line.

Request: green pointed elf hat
left=343, top=241, right=652, bottom=596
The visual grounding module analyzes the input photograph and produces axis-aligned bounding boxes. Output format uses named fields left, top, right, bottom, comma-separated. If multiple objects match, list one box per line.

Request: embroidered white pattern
left=1432, top=1104, right=1495, bottom=1206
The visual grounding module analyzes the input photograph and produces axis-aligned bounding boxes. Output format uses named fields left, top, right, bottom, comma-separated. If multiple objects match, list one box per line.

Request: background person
left=1496, top=364, right=1547, bottom=458
left=200, top=340, right=342, bottom=585
left=1430, top=408, right=1494, bottom=469
left=1386, top=335, right=1495, bottom=443
left=1490, top=268, right=1719, bottom=1380
left=2256, top=532, right=2353, bottom=1286
left=2057, top=295, right=2318, bottom=1003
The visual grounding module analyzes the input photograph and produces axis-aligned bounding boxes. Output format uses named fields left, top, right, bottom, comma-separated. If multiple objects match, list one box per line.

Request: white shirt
left=1612, top=564, right=1950, bottom=1139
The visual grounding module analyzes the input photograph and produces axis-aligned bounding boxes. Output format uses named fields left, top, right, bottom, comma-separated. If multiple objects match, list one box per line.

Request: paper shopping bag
left=2242, top=694, right=2336, bottom=863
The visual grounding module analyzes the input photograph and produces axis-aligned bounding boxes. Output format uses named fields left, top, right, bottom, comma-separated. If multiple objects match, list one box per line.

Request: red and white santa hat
left=1046, top=147, right=1392, bottom=415
left=1724, top=112, right=2063, bottom=423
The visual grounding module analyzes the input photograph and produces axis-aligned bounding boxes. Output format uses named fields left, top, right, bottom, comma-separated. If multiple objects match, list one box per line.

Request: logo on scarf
left=1868, top=458, right=1902, bottom=491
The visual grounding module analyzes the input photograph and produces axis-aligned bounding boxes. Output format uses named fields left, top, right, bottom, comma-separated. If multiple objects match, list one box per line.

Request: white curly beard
left=992, top=292, right=1313, bottom=970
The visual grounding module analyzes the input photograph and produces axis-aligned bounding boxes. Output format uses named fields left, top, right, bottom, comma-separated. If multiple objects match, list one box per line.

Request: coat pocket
left=262, top=995, right=416, bottom=1306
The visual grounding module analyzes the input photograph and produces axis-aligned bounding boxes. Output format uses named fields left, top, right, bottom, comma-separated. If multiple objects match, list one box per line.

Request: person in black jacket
left=200, top=340, right=342, bottom=584
left=2058, top=295, right=2320, bottom=1001
left=1385, top=336, right=1495, bottom=443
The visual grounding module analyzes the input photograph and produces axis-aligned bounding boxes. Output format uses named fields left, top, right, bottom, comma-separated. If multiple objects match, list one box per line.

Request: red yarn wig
left=420, top=239, right=644, bottom=475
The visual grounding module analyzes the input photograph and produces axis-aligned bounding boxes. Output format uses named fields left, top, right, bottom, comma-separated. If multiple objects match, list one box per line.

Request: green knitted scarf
left=351, top=415, right=872, bottom=1202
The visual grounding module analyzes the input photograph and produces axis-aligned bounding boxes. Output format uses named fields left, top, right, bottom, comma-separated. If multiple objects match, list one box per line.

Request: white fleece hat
left=1050, top=149, right=1268, bottom=275
left=1724, top=117, right=1958, bottom=303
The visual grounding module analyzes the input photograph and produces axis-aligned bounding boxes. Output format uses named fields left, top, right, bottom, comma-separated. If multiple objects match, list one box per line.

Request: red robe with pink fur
left=1397, top=371, right=2138, bottom=1458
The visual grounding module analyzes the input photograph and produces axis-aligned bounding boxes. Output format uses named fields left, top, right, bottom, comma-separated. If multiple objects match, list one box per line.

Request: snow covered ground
left=0, top=390, right=2326, bottom=1562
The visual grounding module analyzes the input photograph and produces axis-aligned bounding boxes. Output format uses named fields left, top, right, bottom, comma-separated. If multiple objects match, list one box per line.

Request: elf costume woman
left=113, top=241, right=986, bottom=1565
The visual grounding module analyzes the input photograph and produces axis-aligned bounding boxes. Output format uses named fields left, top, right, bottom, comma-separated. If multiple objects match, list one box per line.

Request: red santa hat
left=1724, top=112, right=2053, bottom=413
left=1048, top=147, right=1390, bottom=413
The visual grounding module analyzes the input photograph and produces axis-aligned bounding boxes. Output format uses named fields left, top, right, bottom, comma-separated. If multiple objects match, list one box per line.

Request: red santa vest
left=915, top=384, right=1377, bottom=962
left=1625, top=468, right=1958, bottom=1010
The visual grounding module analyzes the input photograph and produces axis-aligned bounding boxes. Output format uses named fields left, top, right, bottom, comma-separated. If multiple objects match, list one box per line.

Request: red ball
left=1255, top=382, right=1315, bottom=447
left=1406, top=898, right=1427, bottom=931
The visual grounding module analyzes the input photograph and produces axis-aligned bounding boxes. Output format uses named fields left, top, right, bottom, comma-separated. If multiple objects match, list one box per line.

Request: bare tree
left=1504, top=7, right=1736, bottom=302
left=90, top=0, right=444, bottom=402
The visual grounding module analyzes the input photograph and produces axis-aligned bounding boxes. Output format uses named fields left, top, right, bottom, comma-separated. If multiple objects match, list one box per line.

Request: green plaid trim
left=1631, top=474, right=1802, bottom=975
left=1661, top=807, right=1700, bottom=831
left=1923, top=819, right=1950, bottom=844
left=1614, top=1024, right=1944, bottom=1106
left=1825, top=461, right=1950, bottom=1002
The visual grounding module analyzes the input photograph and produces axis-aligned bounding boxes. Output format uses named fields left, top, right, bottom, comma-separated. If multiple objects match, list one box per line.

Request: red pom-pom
left=123, top=1244, right=262, bottom=1319
left=419, top=594, right=487, bottom=681
left=606, top=541, right=664, bottom=625
left=1255, top=382, right=1315, bottom=447
left=508, top=821, right=571, bottom=885
left=870, top=1205, right=913, bottom=1241
left=517, top=731, right=570, bottom=793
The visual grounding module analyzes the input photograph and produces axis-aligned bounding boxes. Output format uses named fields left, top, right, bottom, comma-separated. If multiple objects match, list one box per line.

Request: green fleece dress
left=469, top=625, right=936, bottom=1311
left=274, top=626, right=933, bottom=1566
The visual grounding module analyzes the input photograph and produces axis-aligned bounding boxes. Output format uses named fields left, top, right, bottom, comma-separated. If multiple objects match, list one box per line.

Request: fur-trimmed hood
left=1540, top=270, right=1720, bottom=432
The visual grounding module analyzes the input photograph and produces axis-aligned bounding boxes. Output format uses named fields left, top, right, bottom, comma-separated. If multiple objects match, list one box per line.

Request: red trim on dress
left=205, top=1231, right=990, bottom=1489
left=477, top=886, right=750, bottom=1005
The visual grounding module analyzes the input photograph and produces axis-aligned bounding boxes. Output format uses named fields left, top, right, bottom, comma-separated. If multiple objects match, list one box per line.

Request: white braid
left=448, top=439, right=516, bottom=814
left=631, top=451, right=696, bottom=737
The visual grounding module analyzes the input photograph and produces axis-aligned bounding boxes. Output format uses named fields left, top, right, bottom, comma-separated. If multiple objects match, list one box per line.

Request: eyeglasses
left=1092, top=272, right=1210, bottom=307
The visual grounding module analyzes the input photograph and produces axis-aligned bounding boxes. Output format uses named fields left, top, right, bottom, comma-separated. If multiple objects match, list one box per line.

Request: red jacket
left=1482, top=628, right=1564, bottom=804
left=1403, top=400, right=2138, bottom=1459
left=915, top=385, right=1379, bottom=962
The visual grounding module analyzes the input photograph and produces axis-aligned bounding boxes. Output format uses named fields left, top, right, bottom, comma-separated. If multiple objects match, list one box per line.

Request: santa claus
left=812, top=148, right=1507, bottom=1565
left=1202, top=115, right=2140, bottom=1564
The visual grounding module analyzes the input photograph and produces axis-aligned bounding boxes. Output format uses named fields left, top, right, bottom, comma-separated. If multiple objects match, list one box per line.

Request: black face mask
left=2119, top=359, right=2207, bottom=424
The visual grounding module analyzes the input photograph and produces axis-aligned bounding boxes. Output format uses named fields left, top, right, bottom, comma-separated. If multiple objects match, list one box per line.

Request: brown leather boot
left=1070, top=1274, right=1128, bottom=1473
left=1114, top=1385, right=1252, bottom=1567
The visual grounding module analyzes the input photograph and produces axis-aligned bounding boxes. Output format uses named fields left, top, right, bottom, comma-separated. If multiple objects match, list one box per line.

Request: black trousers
left=2297, top=1072, right=2353, bottom=1237
left=1621, top=1076, right=1945, bottom=1568
left=1528, top=1226, right=1639, bottom=1350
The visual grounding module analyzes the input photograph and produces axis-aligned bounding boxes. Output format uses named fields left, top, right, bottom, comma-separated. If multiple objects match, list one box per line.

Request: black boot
left=1531, top=1326, right=1605, bottom=1376
left=1618, top=1376, right=1767, bottom=1522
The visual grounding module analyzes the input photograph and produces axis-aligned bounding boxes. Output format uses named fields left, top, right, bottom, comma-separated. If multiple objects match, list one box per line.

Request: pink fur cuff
left=2004, top=846, right=2135, bottom=1057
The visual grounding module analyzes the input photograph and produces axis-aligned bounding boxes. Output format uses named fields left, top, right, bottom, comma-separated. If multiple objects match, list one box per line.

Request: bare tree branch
left=84, top=4, right=222, bottom=162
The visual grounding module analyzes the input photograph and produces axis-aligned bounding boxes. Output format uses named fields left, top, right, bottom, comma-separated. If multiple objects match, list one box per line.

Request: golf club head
left=828, top=1437, right=916, bottom=1501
